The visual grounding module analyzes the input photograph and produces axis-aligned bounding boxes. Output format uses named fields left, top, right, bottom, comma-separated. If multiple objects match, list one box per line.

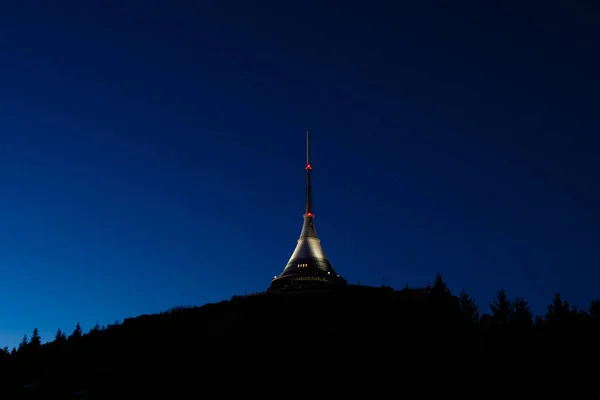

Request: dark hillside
left=2, top=276, right=600, bottom=398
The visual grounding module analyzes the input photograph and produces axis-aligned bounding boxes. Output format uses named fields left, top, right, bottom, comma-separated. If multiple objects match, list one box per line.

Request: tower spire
left=304, top=130, right=313, bottom=217
left=268, top=129, right=346, bottom=291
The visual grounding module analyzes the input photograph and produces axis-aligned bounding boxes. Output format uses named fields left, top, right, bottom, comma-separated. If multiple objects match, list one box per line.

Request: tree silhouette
left=0, top=347, right=8, bottom=371
left=545, top=292, right=572, bottom=326
left=459, top=289, right=479, bottom=324
left=30, top=328, right=42, bottom=348
left=89, top=321, right=101, bottom=334
left=430, top=272, right=451, bottom=297
left=428, top=273, right=459, bottom=327
left=18, top=335, right=28, bottom=352
left=55, top=328, right=67, bottom=343
left=2, top=281, right=600, bottom=396
left=490, top=289, right=511, bottom=326
left=589, top=298, right=600, bottom=320
left=510, top=297, right=533, bottom=329
left=71, top=322, right=83, bottom=340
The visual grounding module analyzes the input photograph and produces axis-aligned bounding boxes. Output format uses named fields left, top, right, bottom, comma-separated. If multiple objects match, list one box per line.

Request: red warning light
left=305, top=164, right=312, bottom=170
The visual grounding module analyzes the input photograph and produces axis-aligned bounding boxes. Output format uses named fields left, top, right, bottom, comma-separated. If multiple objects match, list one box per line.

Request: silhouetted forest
left=2, top=273, right=600, bottom=398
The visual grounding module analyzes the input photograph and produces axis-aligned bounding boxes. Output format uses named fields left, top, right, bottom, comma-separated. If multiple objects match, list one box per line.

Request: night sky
left=1, top=1, right=598, bottom=349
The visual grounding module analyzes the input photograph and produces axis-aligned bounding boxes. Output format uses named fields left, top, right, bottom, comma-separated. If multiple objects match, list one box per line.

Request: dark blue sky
left=1, top=1, right=598, bottom=349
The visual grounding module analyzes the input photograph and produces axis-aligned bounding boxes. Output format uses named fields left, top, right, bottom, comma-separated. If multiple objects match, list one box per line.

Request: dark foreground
left=2, top=280, right=600, bottom=398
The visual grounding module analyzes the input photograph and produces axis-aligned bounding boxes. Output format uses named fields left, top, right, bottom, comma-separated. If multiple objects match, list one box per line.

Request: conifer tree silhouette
left=431, top=272, right=451, bottom=297
left=55, top=328, right=67, bottom=342
left=18, top=335, right=28, bottom=352
left=545, top=292, right=571, bottom=326
left=71, top=322, right=83, bottom=340
left=490, top=289, right=512, bottom=326
left=588, top=298, right=600, bottom=320
left=0, top=346, right=8, bottom=362
left=30, top=328, right=42, bottom=348
left=459, top=289, right=480, bottom=324
left=89, top=321, right=100, bottom=334
left=510, top=297, right=533, bottom=329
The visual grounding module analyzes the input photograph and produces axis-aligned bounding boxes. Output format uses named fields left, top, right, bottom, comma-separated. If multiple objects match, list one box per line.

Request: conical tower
left=269, top=130, right=347, bottom=291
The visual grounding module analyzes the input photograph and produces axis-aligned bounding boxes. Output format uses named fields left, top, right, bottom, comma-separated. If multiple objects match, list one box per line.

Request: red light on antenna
left=305, top=164, right=312, bottom=170
left=305, top=212, right=314, bottom=217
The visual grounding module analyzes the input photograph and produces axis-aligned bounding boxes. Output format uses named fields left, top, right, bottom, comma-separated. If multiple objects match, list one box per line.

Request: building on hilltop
left=269, top=130, right=347, bottom=292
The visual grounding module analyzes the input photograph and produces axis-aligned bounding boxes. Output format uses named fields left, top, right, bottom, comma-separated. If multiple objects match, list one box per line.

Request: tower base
left=268, top=274, right=347, bottom=292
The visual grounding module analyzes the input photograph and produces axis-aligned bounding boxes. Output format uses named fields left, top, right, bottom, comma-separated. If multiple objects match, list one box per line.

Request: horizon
left=2, top=277, right=595, bottom=351
left=1, top=1, right=599, bottom=350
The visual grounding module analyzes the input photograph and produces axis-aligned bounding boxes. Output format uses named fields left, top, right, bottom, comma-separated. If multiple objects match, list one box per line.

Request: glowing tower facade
left=269, top=131, right=347, bottom=291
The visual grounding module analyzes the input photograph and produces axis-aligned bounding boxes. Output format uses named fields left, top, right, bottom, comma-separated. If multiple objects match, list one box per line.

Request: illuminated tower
left=269, top=130, right=347, bottom=291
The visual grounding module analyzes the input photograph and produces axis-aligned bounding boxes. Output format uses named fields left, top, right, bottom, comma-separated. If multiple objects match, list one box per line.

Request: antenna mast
left=304, top=130, right=313, bottom=217
left=306, top=129, right=311, bottom=166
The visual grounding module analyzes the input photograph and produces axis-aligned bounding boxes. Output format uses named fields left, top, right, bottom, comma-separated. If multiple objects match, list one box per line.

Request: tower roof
left=269, top=130, right=346, bottom=291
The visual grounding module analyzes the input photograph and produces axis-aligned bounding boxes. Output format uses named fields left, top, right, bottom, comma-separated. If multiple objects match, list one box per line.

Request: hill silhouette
left=1, top=273, right=599, bottom=398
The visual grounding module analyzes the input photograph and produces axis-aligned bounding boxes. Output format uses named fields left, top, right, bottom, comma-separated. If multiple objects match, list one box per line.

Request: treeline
left=0, top=273, right=599, bottom=397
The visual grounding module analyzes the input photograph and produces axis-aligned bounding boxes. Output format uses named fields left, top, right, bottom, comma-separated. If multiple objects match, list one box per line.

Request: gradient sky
left=0, top=1, right=598, bottom=349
